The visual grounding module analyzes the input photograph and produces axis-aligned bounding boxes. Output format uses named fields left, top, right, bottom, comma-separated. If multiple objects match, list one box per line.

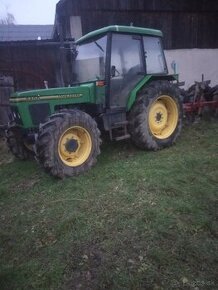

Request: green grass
left=0, top=121, right=218, bottom=290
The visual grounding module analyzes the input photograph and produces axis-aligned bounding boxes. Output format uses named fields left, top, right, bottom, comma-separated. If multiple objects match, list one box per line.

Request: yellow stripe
left=10, top=94, right=83, bottom=103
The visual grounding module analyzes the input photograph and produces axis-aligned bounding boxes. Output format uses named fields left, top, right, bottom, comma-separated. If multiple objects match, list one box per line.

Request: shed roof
left=0, top=25, right=54, bottom=42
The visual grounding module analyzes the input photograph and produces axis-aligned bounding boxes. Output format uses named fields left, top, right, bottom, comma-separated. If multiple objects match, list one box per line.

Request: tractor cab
left=74, top=25, right=168, bottom=110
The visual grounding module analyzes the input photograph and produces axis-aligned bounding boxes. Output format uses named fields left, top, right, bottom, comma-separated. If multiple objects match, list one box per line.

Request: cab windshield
left=73, top=35, right=107, bottom=83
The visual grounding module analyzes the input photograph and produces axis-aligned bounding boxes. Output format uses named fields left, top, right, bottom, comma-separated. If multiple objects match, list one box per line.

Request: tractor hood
left=8, top=82, right=105, bottom=129
left=10, top=82, right=95, bottom=104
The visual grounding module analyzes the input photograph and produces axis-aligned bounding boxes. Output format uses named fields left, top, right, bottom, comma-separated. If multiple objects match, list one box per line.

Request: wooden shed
left=0, top=76, right=13, bottom=128
left=0, top=40, right=63, bottom=91
left=0, top=38, right=76, bottom=126
left=54, top=0, right=218, bottom=49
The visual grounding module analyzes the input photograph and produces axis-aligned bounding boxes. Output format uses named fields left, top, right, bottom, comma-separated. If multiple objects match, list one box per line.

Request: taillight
left=96, top=80, right=105, bottom=87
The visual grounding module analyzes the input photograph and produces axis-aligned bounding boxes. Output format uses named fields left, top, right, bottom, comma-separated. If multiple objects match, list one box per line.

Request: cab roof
left=76, top=25, right=163, bottom=44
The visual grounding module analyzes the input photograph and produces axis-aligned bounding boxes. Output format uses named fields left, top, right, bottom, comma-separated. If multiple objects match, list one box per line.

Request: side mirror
left=171, top=60, right=177, bottom=74
left=111, top=65, right=116, bottom=77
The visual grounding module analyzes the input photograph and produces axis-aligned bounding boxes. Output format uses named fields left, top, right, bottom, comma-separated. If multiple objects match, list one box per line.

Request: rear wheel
left=129, top=81, right=183, bottom=150
left=36, top=110, right=101, bottom=178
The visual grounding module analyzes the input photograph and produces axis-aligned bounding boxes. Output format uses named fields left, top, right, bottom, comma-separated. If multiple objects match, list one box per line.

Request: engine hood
left=10, top=83, right=95, bottom=103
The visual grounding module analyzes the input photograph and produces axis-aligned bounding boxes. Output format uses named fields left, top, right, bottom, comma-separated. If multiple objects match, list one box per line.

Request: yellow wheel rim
left=148, top=95, right=178, bottom=139
left=58, top=126, right=92, bottom=167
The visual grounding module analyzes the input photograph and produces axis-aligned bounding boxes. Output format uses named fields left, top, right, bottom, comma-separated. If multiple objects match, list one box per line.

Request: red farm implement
left=181, top=77, right=218, bottom=121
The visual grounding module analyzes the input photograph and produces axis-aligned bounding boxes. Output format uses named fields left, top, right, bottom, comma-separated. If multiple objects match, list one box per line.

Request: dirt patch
left=63, top=241, right=107, bottom=290
left=10, top=174, right=40, bottom=194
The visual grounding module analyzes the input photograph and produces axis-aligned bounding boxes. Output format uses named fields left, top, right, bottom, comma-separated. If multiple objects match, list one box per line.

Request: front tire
left=6, top=127, right=32, bottom=160
left=36, top=110, right=101, bottom=178
left=128, top=81, right=183, bottom=150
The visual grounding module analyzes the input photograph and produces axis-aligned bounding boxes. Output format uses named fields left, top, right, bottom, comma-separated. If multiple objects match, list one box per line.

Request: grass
left=0, top=121, right=218, bottom=290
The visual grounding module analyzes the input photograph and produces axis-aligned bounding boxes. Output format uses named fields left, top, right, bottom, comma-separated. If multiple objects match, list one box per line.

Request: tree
left=0, top=12, right=16, bottom=25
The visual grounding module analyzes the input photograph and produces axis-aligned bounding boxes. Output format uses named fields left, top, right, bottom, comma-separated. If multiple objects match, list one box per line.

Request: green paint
left=11, top=83, right=97, bottom=128
left=76, top=25, right=163, bottom=44
left=127, top=75, right=153, bottom=110
left=11, top=84, right=94, bottom=99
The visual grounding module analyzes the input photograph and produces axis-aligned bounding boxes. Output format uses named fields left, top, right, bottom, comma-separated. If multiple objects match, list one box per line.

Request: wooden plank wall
left=0, top=77, right=13, bottom=126
left=0, top=43, right=61, bottom=92
left=58, top=0, right=218, bottom=49
left=0, top=42, right=64, bottom=126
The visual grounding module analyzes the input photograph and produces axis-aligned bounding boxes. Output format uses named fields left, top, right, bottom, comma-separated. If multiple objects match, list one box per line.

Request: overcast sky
left=0, top=0, right=59, bottom=25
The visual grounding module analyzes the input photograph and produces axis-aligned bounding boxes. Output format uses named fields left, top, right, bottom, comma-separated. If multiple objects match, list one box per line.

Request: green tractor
left=7, top=25, right=182, bottom=178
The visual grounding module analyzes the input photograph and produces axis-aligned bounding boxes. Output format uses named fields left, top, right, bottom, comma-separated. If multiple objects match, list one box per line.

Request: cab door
left=109, top=33, right=145, bottom=108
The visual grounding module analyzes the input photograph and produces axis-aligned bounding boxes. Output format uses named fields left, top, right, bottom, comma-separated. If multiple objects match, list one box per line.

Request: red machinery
left=181, top=76, right=218, bottom=120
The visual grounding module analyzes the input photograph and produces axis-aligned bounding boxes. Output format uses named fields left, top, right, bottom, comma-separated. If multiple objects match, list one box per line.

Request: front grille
left=10, top=106, right=23, bottom=125
left=29, top=103, right=50, bottom=126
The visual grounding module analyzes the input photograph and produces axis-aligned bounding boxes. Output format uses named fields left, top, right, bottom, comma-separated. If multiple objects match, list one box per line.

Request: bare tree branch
left=0, top=12, right=16, bottom=25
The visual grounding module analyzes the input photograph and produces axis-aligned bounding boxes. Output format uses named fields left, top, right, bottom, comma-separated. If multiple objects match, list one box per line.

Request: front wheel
left=6, top=127, right=32, bottom=160
left=36, top=110, right=101, bottom=178
left=128, top=81, right=183, bottom=150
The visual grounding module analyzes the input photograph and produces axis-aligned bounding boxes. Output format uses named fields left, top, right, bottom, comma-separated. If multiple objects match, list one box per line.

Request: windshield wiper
left=94, top=41, right=104, bottom=52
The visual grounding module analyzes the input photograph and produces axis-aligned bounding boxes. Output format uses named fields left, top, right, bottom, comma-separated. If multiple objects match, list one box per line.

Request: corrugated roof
left=0, top=25, right=54, bottom=41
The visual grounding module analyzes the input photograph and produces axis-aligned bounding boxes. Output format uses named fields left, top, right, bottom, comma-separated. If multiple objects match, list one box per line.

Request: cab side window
left=143, top=36, right=167, bottom=74
left=110, top=34, right=144, bottom=107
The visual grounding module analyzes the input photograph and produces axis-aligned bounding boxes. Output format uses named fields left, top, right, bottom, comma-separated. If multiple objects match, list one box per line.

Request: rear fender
left=127, top=74, right=178, bottom=111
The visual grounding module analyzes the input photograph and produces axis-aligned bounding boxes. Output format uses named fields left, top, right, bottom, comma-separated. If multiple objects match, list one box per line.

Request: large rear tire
left=128, top=81, right=183, bottom=150
left=36, top=110, right=101, bottom=178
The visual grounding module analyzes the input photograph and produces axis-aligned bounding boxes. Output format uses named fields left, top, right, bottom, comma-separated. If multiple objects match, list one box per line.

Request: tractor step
left=115, top=134, right=130, bottom=141
left=110, top=120, right=130, bottom=141
left=112, top=120, right=129, bottom=127
left=102, top=109, right=130, bottom=141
